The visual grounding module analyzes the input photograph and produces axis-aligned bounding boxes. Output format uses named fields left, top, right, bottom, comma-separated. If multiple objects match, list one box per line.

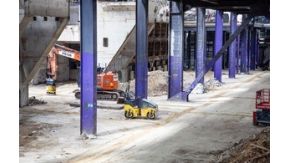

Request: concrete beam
left=25, top=0, right=69, bottom=17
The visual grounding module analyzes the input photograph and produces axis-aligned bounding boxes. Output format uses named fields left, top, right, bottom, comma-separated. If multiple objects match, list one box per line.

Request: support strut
left=80, top=0, right=97, bottom=137
left=168, top=1, right=184, bottom=99
left=170, top=16, right=252, bottom=101
left=214, top=10, right=223, bottom=82
left=135, top=0, right=148, bottom=99
left=229, top=13, right=237, bottom=78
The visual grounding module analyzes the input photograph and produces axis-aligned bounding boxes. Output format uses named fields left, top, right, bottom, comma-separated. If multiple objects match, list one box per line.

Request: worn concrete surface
left=19, top=70, right=269, bottom=163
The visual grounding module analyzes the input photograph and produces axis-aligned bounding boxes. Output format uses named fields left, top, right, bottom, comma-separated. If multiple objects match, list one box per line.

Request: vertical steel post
left=196, top=7, right=206, bottom=84
left=187, top=31, right=191, bottom=69
left=229, top=13, right=237, bottom=78
left=80, top=0, right=97, bottom=136
left=250, top=29, right=256, bottom=70
left=168, top=1, right=184, bottom=98
left=214, top=10, right=223, bottom=82
left=135, top=0, right=148, bottom=99
left=240, top=15, right=249, bottom=73
left=255, top=30, right=260, bottom=66
left=236, top=34, right=240, bottom=74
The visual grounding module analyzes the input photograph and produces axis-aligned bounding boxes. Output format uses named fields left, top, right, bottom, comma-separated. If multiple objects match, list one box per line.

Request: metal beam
left=250, top=28, right=256, bottom=70
left=236, top=34, right=240, bottom=74
left=214, top=10, right=223, bottom=82
left=196, top=7, right=206, bottom=84
left=229, top=12, right=237, bottom=78
left=135, top=0, right=148, bottom=99
left=168, top=1, right=184, bottom=99
left=171, top=16, right=252, bottom=101
left=80, top=0, right=97, bottom=137
left=255, top=30, right=260, bottom=66
left=187, top=31, right=191, bottom=69
left=240, top=28, right=249, bottom=73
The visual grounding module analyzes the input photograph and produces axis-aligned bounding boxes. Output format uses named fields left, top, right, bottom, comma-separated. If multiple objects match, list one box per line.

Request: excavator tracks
left=74, top=90, right=125, bottom=103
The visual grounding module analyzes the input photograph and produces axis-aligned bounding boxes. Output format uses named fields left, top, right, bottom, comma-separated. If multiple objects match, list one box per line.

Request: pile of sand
left=119, top=71, right=223, bottom=96
left=120, top=70, right=168, bottom=96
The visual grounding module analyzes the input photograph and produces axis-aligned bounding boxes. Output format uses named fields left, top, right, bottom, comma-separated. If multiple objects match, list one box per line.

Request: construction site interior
left=18, top=0, right=271, bottom=162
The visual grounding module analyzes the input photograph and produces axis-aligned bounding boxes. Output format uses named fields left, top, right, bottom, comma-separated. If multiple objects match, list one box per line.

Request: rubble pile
left=205, top=79, right=223, bottom=90
left=120, top=71, right=224, bottom=96
left=215, top=127, right=270, bottom=163
left=123, top=70, right=168, bottom=96
left=28, top=96, right=47, bottom=106
left=192, top=83, right=207, bottom=94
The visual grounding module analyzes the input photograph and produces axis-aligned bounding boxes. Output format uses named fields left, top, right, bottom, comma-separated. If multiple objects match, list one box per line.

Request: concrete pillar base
left=19, top=85, right=29, bottom=107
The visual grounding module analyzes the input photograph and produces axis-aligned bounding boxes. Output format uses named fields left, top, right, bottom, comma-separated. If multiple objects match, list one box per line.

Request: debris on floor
left=215, top=127, right=270, bottom=163
left=192, top=83, right=208, bottom=94
left=205, top=79, right=223, bottom=90
left=28, top=96, right=47, bottom=106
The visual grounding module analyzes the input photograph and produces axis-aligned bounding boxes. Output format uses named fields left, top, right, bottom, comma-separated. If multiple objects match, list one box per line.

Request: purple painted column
left=255, top=30, right=260, bottom=66
left=236, top=34, right=240, bottom=74
left=168, top=1, right=183, bottom=98
left=229, top=13, right=237, bottom=78
left=214, top=10, right=223, bottom=82
left=240, top=15, right=249, bottom=73
left=250, top=29, right=256, bottom=70
left=80, top=0, right=97, bottom=136
left=135, top=0, right=148, bottom=99
left=196, top=7, right=206, bottom=84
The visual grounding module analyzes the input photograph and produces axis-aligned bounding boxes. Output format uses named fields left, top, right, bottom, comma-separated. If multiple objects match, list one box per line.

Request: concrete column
left=214, top=10, right=223, bottom=82
left=135, top=0, right=148, bottom=99
left=80, top=0, right=97, bottom=137
left=240, top=16, right=249, bottom=73
left=196, top=7, right=206, bottom=84
left=229, top=13, right=237, bottom=78
left=19, top=67, right=29, bottom=107
left=168, top=1, right=184, bottom=98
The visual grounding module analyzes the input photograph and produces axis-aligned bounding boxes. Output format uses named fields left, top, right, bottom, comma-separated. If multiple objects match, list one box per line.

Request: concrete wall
left=56, top=56, right=70, bottom=82
left=58, top=0, right=168, bottom=67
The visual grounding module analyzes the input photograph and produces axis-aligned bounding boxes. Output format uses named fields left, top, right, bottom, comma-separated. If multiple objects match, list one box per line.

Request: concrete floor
left=19, top=70, right=269, bottom=163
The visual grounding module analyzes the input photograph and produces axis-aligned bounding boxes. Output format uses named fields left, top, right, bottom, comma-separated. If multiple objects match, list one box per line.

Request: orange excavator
left=48, top=44, right=125, bottom=102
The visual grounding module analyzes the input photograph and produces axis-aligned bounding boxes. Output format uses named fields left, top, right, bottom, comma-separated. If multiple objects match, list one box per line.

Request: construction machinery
left=253, top=89, right=270, bottom=126
left=46, top=77, right=56, bottom=94
left=124, top=97, right=158, bottom=119
left=46, top=46, right=58, bottom=95
left=50, top=44, right=126, bottom=102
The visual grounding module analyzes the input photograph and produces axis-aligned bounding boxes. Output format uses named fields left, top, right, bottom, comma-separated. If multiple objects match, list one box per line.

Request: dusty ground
left=19, top=70, right=270, bottom=163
